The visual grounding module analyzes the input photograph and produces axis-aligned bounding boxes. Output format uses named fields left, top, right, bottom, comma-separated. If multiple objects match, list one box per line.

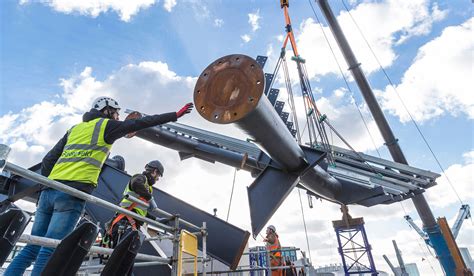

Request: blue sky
left=1, top=0, right=473, bottom=274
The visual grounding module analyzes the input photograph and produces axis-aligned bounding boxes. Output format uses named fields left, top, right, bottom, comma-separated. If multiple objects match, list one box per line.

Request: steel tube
left=4, top=162, right=173, bottom=232
left=194, top=54, right=306, bottom=171
left=202, top=222, right=207, bottom=275
left=123, top=111, right=261, bottom=173
left=18, top=234, right=169, bottom=262
left=135, top=126, right=260, bottom=173
left=193, top=54, right=341, bottom=199
left=79, top=261, right=169, bottom=271
left=145, top=235, right=175, bottom=241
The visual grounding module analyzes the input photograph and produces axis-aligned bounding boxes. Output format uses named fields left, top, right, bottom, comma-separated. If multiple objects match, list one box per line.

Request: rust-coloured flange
left=124, top=111, right=143, bottom=138
left=194, top=54, right=265, bottom=124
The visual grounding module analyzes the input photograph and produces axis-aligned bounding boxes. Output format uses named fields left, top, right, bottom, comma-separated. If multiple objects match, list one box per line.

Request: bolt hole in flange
left=193, top=54, right=265, bottom=124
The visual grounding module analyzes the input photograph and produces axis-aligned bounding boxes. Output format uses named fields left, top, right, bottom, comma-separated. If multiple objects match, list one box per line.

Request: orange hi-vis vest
left=267, top=235, right=282, bottom=262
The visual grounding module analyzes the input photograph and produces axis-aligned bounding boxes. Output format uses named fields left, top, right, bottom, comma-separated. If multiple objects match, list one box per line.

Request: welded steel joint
left=194, top=54, right=265, bottom=124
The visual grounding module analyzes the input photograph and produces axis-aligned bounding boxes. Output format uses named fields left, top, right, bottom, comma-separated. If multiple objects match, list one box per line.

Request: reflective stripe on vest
left=48, top=118, right=112, bottom=185
left=120, top=177, right=153, bottom=217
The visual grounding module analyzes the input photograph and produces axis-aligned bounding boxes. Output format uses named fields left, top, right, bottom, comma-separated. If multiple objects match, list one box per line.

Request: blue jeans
left=5, top=188, right=85, bottom=276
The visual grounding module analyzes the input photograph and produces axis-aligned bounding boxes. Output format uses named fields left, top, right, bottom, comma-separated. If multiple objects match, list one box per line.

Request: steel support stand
left=171, top=215, right=180, bottom=276
left=333, top=217, right=377, bottom=275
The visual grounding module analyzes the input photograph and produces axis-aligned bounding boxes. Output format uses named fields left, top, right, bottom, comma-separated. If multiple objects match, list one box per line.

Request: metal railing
left=0, top=144, right=208, bottom=276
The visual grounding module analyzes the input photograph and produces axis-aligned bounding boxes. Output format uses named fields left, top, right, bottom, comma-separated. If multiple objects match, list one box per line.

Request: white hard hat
left=92, top=96, right=121, bottom=111
left=267, top=225, right=276, bottom=232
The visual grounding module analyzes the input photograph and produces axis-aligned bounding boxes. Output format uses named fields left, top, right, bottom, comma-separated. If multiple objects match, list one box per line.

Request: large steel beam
left=192, top=54, right=343, bottom=235
left=193, top=54, right=341, bottom=198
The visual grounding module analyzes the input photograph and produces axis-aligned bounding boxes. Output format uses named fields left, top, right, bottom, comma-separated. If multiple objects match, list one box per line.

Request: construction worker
left=5, top=96, right=193, bottom=276
left=104, top=160, right=164, bottom=250
left=264, top=225, right=283, bottom=276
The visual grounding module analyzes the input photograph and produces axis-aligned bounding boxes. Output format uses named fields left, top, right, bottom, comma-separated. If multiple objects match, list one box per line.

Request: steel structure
left=120, top=53, right=439, bottom=239
left=0, top=144, right=208, bottom=275
left=316, top=0, right=458, bottom=273
left=0, top=144, right=250, bottom=275
left=452, top=204, right=471, bottom=239
left=383, top=240, right=408, bottom=276
left=332, top=208, right=377, bottom=275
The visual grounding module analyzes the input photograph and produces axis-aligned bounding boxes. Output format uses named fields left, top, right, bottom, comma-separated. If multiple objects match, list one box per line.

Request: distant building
left=460, top=247, right=474, bottom=270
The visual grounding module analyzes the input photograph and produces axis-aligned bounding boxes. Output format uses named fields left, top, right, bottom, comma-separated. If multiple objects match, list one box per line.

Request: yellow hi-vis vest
left=48, top=118, right=112, bottom=186
left=120, top=177, right=153, bottom=217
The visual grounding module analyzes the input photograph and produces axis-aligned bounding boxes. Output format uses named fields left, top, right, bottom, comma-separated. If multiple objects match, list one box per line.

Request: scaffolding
left=0, top=144, right=208, bottom=276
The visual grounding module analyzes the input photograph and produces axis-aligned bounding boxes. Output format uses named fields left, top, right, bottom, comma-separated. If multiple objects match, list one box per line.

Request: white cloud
left=378, top=18, right=474, bottom=123
left=214, top=18, right=224, bottom=28
left=163, top=0, right=177, bottom=12
left=296, top=0, right=447, bottom=79
left=189, top=1, right=210, bottom=20
left=463, top=151, right=474, bottom=163
left=425, top=150, right=474, bottom=208
left=27, top=0, right=156, bottom=22
left=248, top=9, right=261, bottom=32
left=241, top=34, right=251, bottom=43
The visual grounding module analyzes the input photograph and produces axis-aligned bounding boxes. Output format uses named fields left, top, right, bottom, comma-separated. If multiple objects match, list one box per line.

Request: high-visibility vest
left=48, top=118, right=111, bottom=186
left=267, top=235, right=282, bottom=260
left=119, top=177, right=153, bottom=217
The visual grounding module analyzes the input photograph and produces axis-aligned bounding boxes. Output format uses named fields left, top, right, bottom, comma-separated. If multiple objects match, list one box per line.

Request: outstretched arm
left=104, top=103, right=194, bottom=144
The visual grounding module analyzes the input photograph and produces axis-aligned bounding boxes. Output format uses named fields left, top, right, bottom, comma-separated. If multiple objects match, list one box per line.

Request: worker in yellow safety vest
left=5, top=96, right=193, bottom=276
left=106, top=160, right=164, bottom=245
left=264, top=225, right=283, bottom=276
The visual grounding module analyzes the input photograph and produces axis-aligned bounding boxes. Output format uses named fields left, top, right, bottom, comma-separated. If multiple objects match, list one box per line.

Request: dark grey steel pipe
left=316, top=0, right=437, bottom=228
left=237, top=92, right=307, bottom=171
left=135, top=126, right=260, bottom=172
left=193, top=54, right=341, bottom=199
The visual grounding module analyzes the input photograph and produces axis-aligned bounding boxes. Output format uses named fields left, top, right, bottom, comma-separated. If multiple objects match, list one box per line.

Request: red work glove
left=176, top=103, right=194, bottom=118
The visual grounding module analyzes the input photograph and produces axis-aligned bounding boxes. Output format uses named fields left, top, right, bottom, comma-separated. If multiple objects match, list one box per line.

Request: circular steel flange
left=194, top=54, right=265, bottom=124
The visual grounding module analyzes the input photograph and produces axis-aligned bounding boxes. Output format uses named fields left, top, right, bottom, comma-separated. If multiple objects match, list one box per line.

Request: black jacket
left=124, top=173, right=156, bottom=226
left=41, top=109, right=177, bottom=194
left=128, top=174, right=153, bottom=201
